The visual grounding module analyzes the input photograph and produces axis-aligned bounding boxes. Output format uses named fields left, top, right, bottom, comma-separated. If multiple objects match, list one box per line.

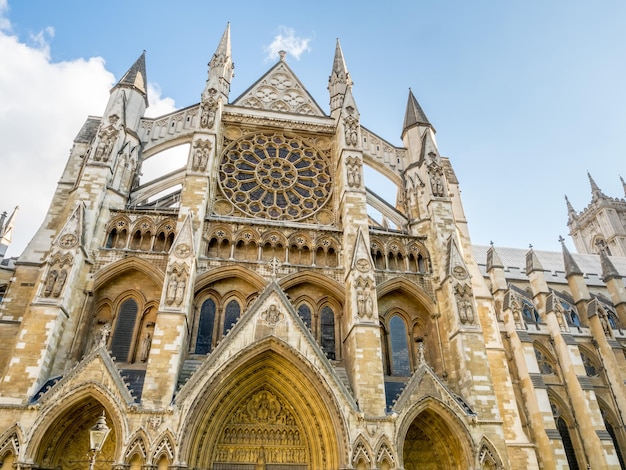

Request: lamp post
left=88, top=412, right=110, bottom=470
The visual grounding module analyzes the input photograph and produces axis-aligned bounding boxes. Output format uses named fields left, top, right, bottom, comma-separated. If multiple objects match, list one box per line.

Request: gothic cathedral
left=1, top=25, right=626, bottom=469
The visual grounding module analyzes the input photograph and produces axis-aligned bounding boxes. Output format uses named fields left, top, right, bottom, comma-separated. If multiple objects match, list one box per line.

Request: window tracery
left=218, top=132, right=332, bottom=221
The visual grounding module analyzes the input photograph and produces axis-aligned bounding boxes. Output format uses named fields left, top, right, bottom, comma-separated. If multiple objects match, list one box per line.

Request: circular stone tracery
left=219, top=132, right=332, bottom=221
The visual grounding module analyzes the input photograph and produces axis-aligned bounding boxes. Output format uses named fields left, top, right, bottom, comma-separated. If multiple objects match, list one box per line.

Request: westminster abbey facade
left=1, top=25, right=626, bottom=469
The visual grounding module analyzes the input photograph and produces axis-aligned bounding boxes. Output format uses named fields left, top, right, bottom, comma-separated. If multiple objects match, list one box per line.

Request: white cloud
left=0, top=18, right=178, bottom=257
left=264, top=26, right=311, bottom=61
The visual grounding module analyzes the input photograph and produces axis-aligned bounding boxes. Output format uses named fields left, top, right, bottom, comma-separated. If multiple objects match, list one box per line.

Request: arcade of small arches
left=104, top=215, right=177, bottom=253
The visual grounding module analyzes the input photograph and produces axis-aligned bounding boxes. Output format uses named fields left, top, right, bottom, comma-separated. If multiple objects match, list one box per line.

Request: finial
left=279, top=50, right=286, bottom=61
left=558, top=235, right=565, bottom=244
left=489, top=240, right=494, bottom=247
left=529, top=243, right=533, bottom=250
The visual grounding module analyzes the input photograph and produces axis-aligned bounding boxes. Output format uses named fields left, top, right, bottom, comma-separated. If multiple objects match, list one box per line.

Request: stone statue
left=140, top=332, right=152, bottom=361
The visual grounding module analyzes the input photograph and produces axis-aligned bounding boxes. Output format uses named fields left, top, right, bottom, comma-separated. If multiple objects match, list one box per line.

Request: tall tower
left=567, top=173, right=626, bottom=256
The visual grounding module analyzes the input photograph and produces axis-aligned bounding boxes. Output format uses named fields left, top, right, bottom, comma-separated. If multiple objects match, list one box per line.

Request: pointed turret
left=402, top=89, right=432, bottom=137
left=486, top=242, right=504, bottom=272
left=565, top=195, right=577, bottom=223
left=621, top=175, right=626, bottom=197
left=328, top=39, right=352, bottom=114
left=588, top=172, right=607, bottom=200
left=113, top=51, right=148, bottom=106
left=525, top=246, right=544, bottom=275
left=204, top=23, right=234, bottom=102
left=0, top=206, right=18, bottom=257
left=560, top=237, right=582, bottom=278
left=600, top=250, right=621, bottom=283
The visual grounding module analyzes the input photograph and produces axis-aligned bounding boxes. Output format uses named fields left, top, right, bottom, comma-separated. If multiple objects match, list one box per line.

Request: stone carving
left=344, top=106, right=359, bottom=146
left=216, top=389, right=306, bottom=465
left=356, top=277, right=374, bottom=319
left=346, top=156, right=362, bottom=188
left=511, top=301, right=525, bottom=330
left=454, top=284, right=475, bottom=325
left=553, top=301, right=568, bottom=331
left=93, top=115, right=119, bottom=162
left=140, top=331, right=152, bottom=361
left=201, top=88, right=218, bottom=128
left=92, top=323, right=111, bottom=351
left=192, top=139, right=212, bottom=172
left=260, top=304, right=284, bottom=328
left=598, top=306, right=612, bottom=337
left=427, top=152, right=446, bottom=197
left=166, top=270, right=187, bottom=307
left=43, top=267, right=68, bottom=298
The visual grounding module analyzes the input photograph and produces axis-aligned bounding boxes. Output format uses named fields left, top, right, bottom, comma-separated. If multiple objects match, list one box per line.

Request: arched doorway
left=401, top=405, right=471, bottom=469
left=182, top=342, right=346, bottom=469
left=33, top=397, right=117, bottom=470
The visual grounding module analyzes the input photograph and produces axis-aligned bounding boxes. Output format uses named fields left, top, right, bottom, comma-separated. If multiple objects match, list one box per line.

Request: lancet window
left=193, top=294, right=244, bottom=354
left=295, top=301, right=339, bottom=360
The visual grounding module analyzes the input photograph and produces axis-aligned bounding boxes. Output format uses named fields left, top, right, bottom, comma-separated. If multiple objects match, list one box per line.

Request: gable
left=232, top=60, right=326, bottom=117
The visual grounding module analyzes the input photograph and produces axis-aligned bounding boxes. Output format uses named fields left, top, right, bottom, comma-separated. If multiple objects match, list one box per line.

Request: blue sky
left=1, top=1, right=625, bottom=257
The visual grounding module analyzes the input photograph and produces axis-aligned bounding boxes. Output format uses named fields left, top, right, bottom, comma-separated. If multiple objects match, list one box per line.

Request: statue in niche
left=140, top=331, right=152, bottom=361
left=455, top=285, right=475, bottom=324
left=554, top=302, right=567, bottom=331
left=166, top=275, right=177, bottom=305
left=431, top=171, right=444, bottom=197
left=346, top=159, right=361, bottom=188
left=52, top=269, right=67, bottom=298
left=357, top=286, right=366, bottom=317
left=192, top=139, right=211, bottom=172
left=511, top=302, right=524, bottom=329
left=93, top=115, right=119, bottom=162
left=599, top=308, right=612, bottom=336
left=175, top=277, right=186, bottom=306
left=201, top=88, right=218, bottom=128
left=344, top=107, right=359, bottom=146
left=43, top=270, right=58, bottom=297
left=92, top=323, right=111, bottom=351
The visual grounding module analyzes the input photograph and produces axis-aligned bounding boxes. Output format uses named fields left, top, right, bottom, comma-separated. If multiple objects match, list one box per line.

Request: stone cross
left=269, top=257, right=281, bottom=279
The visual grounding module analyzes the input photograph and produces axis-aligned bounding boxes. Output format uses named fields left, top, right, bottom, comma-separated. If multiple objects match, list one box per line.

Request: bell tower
left=567, top=173, right=626, bottom=256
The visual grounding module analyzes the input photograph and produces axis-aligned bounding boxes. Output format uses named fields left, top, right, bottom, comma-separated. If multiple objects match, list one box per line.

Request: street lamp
left=88, top=411, right=110, bottom=470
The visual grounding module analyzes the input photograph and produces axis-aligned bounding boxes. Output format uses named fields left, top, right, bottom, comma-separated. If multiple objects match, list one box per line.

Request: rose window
left=219, top=132, right=332, bottom=220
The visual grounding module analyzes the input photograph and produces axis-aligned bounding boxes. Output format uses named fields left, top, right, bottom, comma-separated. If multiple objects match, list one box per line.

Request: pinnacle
left=402, top=89, right=431, bottom=135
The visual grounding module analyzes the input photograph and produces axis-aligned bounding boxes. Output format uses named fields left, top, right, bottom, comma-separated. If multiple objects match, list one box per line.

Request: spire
left=402, top=89, right=432, bottom=136
left=565, top=195, right=577, bottom=223
left=600, top=250, right=622, bottom=283
left=205, top=23, right=234, bottom=102
left=588, top=172, right=607, bottom=200
left=328, top=39, right=352, bottom=113
left=560, top=236, right=582, bottom=278
left=525, top=246, right=544, bottom=275
left=486, top=242, right=504, bottom=272
left=114, top=51, right=148, bottom=105
left=0, top=206, right=18, bottom=257
left=621, top=175, right=626, bottom=197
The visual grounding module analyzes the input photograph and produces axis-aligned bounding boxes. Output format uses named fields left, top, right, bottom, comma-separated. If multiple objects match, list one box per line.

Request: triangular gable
left=392, top=362, right=476, bottom=422
left=32, top=347, right=135, bottom=407
left=446, top=235, right=470, bottom=282
left=52, top=202, right=85, bottom=253
left=176, top=280, right=357, bottom=409
left=232, top=60, right=326, bottom=117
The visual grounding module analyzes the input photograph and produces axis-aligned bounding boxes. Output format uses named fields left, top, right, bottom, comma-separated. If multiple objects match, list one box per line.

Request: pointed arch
left=0, top=427, right=21, bottom=468
left=375, top=436, right=397, bottom=470
left=194, top=265, right=266, bottom=293
left=179, top=337, right=349, bottom=469
left=124, top=430, right=149, bottom=465
left=279, top=271, right=345, bottom=300
left=351, top=434, right=373, bottom=469
left=397, top=397, right=474, bottom=469
left=24, top=382, right=127, bottom=467
left=476, top=436, right=504, bottom=469
left=94, top=256, right=165, bottom=290
left=151, top=431, right=176, bottom=466
left=377, top=277, right=435, bottom=312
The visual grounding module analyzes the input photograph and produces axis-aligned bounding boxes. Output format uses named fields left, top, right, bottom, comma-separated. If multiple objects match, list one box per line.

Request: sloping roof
left=473, top=245, right=626, bottom=287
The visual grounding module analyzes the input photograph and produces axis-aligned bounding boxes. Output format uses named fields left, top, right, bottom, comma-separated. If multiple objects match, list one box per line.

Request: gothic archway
left=181, top=340, right=347, bottom=469
left=399, top=401, right=473, bottom=469
left=31, top=396, right=118, bottom=470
